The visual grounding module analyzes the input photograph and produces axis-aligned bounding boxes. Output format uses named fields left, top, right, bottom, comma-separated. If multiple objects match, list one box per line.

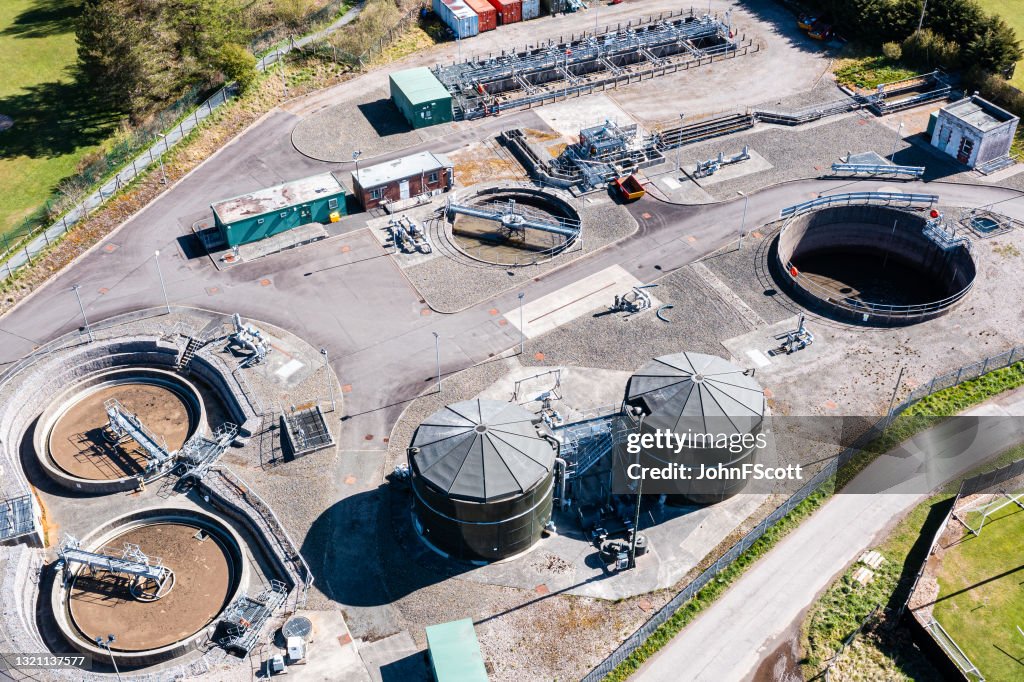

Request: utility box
left=211, top=173, right=346, bottom=248
left=930, top=95, right=1019, bottom=168
left=286, top=636, right=306, bottom=664
left=390, top=67, right=454, bottom=130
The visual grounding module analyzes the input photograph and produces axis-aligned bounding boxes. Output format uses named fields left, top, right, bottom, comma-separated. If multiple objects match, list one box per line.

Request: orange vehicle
left=613, top=174, right=645, bottom=201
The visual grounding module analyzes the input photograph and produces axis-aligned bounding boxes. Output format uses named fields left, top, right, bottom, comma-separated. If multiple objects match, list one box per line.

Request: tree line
left=75, top=0, right=336, bottom=121
left=811, top=0, right=1022, bottom=77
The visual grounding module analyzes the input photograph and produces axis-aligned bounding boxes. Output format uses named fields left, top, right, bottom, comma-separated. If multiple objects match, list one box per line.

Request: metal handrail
left=780, top=192, right=938, bottom=219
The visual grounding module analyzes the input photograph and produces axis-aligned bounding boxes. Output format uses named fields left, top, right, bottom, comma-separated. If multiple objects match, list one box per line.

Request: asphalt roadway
left=0, top=99, right=1022, bottom=455
left=636, top=389, right=1024, bottom=682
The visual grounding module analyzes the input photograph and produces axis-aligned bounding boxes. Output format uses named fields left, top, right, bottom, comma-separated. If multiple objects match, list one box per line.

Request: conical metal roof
left=625, top=352, right=765, bottom=437
left=410, top=399, right=555, bottom=503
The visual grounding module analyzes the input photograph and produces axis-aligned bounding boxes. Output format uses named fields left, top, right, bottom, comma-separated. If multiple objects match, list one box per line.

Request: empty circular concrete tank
left=623, top=352, right=766, bottom=504
left=775, top=205, right=976, bottom=325
left=408, top=399, right=557, bottom=562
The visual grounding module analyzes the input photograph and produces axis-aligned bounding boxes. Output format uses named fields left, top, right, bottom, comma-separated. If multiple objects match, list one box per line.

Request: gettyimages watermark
left=608, top=416, right=1024, bottom=496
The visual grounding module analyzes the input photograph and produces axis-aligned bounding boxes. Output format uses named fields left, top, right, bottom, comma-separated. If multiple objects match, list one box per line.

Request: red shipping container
left=487, top=0, right=522, bottom=24
left=465, top=0, right=497, bottom=31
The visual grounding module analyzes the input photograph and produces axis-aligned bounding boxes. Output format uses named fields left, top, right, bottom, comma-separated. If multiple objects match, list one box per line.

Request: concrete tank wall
left=775, top=205, right=976, bottom=325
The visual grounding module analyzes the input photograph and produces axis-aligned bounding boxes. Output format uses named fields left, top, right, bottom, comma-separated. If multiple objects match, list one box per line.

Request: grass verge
left=833, top=55, right=919, bottom=90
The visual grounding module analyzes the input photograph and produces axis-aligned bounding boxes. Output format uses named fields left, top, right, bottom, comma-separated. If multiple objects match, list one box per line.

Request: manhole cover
left=282, top=616, right=312, bottom=640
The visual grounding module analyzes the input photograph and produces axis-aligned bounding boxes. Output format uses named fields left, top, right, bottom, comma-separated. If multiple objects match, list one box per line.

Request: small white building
left=930, top=94, right=1019, bottom=168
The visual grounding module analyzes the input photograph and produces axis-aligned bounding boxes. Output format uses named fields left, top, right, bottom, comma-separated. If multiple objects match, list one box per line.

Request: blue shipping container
left=522, top=0, right=540, bottom=20
left=434, top=0, right=480, bottom=39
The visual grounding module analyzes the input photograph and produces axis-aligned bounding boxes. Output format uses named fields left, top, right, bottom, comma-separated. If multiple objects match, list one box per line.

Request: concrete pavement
left=636, top=389, right=1024, bottom=682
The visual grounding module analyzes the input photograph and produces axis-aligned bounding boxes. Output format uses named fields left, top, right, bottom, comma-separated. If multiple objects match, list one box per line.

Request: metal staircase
left=176, top=336, right=204, bottom=371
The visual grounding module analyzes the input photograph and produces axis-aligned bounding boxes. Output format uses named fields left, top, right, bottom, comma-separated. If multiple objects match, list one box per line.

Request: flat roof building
left=930, top=95, right=1019, bottom=169
left=352, top=151, right=453, bottom=211
left=390, top=67, right=454, bottom=130
left=211, top=173, right=347, bottom=247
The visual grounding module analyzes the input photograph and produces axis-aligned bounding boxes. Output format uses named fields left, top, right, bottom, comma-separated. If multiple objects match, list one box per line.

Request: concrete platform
left=505, top=264, right=660, bottom=339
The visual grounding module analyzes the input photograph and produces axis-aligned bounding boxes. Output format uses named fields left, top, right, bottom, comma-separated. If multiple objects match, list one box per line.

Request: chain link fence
left=582, top=343, right=1024, bottom=681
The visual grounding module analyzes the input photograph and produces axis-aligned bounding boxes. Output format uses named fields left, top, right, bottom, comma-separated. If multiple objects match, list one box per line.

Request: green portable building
left=425, top=619, right=489, bottom=682
left=211, top=172, right=346, bottom=248
left=390, top=67, right=454, bottom=129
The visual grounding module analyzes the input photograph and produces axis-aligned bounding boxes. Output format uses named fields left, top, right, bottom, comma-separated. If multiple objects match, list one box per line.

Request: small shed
left=211, top=173, right=346, bottom=248
left=930, top=95, right=1019, bottom=168
left=352, top=151, right=453, bottom=210
left=425, top=619, right=488, bottom=682
left=390, top=67, right=454, bottom=130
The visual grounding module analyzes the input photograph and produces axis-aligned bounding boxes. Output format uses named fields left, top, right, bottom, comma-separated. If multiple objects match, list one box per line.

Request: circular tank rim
left=49, top=506, right=247, bottom=667
left=774, top=205, right=977, bottom=325
left=34, top=368, right=206, bottom=493
left=446, top=186, right=581, bottom=267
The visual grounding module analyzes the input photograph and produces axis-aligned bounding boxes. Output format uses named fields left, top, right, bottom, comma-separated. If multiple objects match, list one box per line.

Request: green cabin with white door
left=211, top=172, right=347, bottom=248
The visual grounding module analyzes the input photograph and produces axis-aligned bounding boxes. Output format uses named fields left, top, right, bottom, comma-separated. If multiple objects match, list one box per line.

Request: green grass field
left=934, top=494, right=1024, bottom=682
left=976, top=0, right=1024, bottom=90
left=0, top=0, right=120, bottom=237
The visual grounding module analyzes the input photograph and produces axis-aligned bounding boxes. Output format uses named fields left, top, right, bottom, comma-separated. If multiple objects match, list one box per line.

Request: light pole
left=676, top=113, right=685, bottom=176
left=157, top=133, right=167, bottom=185
left=737, top=191, right=749, bottom=250
left=917, top=0, right=929, bottom=32
left=890, top=120, right=904, bottom=162
left=628, top=412, right=646, bottom=569
left=518, top=292, right=525, bottom=354
left=321, top=348, right=336, bottom=412
left=71, top=284, right=93, bottom=342
left=153, top=250, right=170, bottom=314
left=432, top=332, right=441, bottom=393
left=95, top=634, right=121, bottom=682
left=352, top=150, right=362, bottom=192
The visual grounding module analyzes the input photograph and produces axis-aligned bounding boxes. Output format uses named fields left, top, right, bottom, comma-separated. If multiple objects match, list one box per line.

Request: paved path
left=636, top=389, right=1024, bottom=682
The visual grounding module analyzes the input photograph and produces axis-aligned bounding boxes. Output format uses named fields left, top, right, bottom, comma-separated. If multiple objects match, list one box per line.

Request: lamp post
left=432, top=332, right=441, bottom=393
left=153, top=250, right=170, bottom=314
left=737, top=191, right=749, bottom=250
left=321, top=348, right=336, bottom=412
left=157, top=133, right=167, bottom=185
left=676, top=113, right=685, bottom=176
left=628, top=412, right=646, bottom=569
left=71, top=284, right=93, bottom=342
left=890, top=120, right=904, bottom=162
left=352, top=150, right=362, bottom=192
left=95, top=634, right=121, bottom=682
left=518, top=292, right=525, bottom=354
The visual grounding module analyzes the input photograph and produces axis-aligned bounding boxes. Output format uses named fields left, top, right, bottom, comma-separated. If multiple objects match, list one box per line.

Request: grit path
left=636, top=387, right=1024, bottom=682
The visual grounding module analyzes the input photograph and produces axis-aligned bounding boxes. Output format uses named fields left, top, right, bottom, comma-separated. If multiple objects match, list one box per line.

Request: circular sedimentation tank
left=450, top=188, right=580, bottom=266
left=52, top=509, right=245, bottom=667
left=775, top=205, right=976, bottom=325
left=623, top=352, right=766, bottom=504
left=37, top=368, right=203, bottom=489
left=407, top=399, right=557, bottom=562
